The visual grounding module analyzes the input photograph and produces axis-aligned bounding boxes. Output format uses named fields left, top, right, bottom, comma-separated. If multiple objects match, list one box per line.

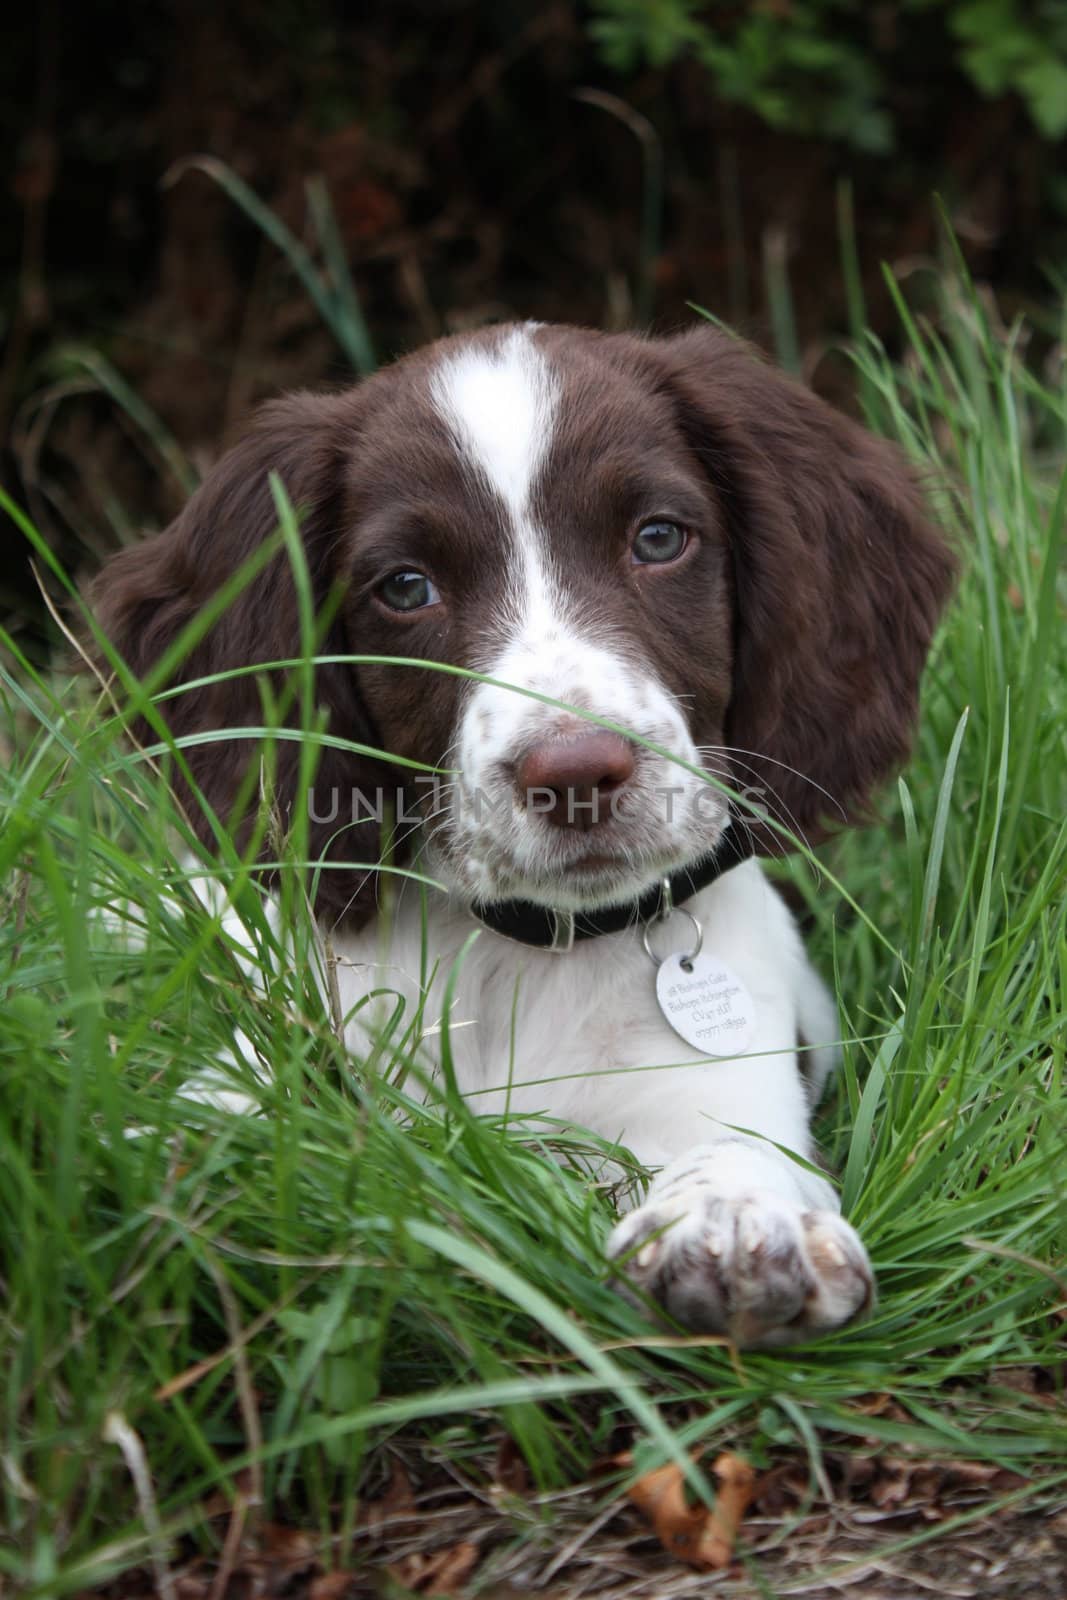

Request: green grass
left=2, top=266, right=1066, bottom=1596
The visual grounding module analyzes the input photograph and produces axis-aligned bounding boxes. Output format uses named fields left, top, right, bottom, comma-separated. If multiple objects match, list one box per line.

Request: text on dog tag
left=655, top=951, right=756, bottom=1057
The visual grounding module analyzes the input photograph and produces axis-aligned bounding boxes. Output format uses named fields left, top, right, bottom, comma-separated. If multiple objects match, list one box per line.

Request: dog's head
left=91, top=323, right=956, bottom=927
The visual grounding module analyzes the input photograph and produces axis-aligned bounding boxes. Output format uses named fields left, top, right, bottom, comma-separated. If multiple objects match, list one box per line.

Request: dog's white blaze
left=430, top=326, right=723, bottom=906
left=430, top=324, right=564, bottom=638
left=430, top=324, right=556, bottom=521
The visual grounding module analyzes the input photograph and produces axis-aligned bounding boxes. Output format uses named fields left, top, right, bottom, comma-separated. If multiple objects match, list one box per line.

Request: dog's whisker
left=695, top=748, right=819, bottom=859
left=697, top=742, right=848, bottom=821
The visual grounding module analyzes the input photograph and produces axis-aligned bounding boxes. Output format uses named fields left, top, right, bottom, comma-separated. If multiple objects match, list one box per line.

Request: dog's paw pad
left=800, top=1212, right=874, bottom=1330
left=608, top=1187, right=873, bottom=1348
left=730, top=1199, right=816, bottom=1335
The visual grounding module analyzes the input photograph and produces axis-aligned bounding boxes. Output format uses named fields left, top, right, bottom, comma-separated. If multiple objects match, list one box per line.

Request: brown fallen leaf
left=308, top=1573, right=358, bottom=1599
left=173, top=1575, right=211, bottom=1600
left=750, top=1460, right=809, bottom=1516
left=388, top=1539, right=479, bottom=1595
left=362, top=1459, right=418, bottom=1540
left=851, top=1392, right=893, bottom=1415
left=491, top=1435, right=529, bottom=1498
left=258, top=1522, right=319, bottom=1564
left=869, top=1454, right=915, bottom=1509
left=621, top=1449, right=757, bottom=1571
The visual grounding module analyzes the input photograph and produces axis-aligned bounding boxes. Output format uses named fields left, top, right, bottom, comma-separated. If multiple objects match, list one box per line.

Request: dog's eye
left=632, top=521, right=687, bottom=565
left=376, top=570, right=441, bottom=612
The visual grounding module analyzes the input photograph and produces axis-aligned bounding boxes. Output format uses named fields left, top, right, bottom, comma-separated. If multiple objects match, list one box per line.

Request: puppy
left=92, top=323, right=955, bottom=1346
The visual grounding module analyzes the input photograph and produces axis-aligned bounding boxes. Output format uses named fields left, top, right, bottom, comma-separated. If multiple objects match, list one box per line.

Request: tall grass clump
left=1, top=264, right=1065, bottom=1595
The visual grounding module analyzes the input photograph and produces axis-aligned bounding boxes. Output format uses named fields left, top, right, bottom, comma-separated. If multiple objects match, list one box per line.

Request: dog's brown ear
left=651, top=326, right=957, bottom=848
left=89, top=390, right=393, bottom=928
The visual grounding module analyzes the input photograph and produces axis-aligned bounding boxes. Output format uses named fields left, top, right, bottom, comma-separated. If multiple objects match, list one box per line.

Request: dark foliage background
left=3, top=0, right=1065, bottom=653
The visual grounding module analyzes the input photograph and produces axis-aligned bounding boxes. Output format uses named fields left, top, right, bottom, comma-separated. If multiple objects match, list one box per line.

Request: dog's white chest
left=330, top=859, right=817, bottom=1151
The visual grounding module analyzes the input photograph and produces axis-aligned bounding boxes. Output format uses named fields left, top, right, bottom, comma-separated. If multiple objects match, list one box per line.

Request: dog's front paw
left=607, top=1186, right=873, bottom=1348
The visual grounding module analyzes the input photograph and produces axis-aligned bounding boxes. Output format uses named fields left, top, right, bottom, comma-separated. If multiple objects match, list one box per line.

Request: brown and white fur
left=92, top=323, right=955, bottom=1347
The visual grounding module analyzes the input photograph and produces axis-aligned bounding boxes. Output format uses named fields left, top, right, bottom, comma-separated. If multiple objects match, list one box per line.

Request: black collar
left=469, top=824, right=754, bottom=951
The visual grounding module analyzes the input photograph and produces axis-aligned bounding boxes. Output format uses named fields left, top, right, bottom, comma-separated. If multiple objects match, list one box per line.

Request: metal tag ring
left=642, top=906, right=704, bottom=968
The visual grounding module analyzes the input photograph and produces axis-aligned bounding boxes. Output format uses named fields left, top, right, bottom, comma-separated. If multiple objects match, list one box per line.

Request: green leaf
left=1018, top=57, right=1067, bottom=138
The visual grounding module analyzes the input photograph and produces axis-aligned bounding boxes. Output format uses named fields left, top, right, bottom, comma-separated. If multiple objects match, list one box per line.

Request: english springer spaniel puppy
left=92, top=323, right=955, bottom=1348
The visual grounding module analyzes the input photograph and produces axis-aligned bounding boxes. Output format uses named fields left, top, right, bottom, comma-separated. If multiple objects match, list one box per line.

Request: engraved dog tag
left=655, top=951, right=755, bottom=1057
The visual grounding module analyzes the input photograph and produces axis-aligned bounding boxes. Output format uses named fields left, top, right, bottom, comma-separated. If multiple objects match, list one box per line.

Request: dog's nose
left=514, top=730, right=636, bottom=830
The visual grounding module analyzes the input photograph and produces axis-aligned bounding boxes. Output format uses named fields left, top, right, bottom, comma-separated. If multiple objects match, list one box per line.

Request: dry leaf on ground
left=387, top=1539, right=479, bottom=1595
left=362, top=1459, right=419, bottom=1540
left=620, top=1449, right=757, bottom=1571
left=308, top=1574, right=359, bottom=1599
